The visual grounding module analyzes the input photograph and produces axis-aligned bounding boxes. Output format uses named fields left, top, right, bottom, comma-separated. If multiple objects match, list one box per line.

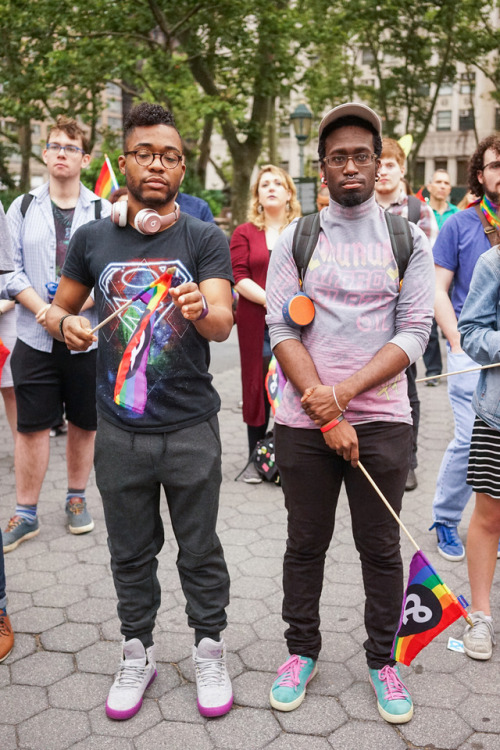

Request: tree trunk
left=196, top=115, right=213, bottom=187
left=230, top=159, right=254, bottom=230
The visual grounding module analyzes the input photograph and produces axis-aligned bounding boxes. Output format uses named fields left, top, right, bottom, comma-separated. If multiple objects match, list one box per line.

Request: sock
left=15, top=504, right=37, bottom=524
left=195, top=631, right=221, bottom=647
left=484, top=614, right=493, bottom=622
left=66, top=489, right=85, bottom=506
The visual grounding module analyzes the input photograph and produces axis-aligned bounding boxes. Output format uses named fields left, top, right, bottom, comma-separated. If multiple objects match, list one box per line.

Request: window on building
left=439, top=81, right=453, bottom=96
left=414, top=160, right=425, bottom=186
left=456, top=159, right=468, bottom=186
left=459, top=72, right=475, bottom=95
left=434, top=159, right=448, bottom=172
left=362, top=48, right=375, bottom=64
left=436, top=111, right=452, bottom=131
left=459, top=109, right=474, bottom=131
left=496, top=108, right=500, bottom=131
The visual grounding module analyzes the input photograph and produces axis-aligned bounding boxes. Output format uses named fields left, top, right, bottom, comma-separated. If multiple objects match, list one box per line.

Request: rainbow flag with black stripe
left=391, top=550, right=469, bottom=666
left=94, top=154, right=119, bottom=199
left=113, top=271, right=174, bottom=414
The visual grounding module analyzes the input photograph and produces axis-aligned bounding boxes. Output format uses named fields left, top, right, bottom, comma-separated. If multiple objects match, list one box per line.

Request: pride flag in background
left=94, top=154, right=119, bottom=199
left=113, top=271, right=174, bottom=414
left=391, top=550, right=470, bottom=666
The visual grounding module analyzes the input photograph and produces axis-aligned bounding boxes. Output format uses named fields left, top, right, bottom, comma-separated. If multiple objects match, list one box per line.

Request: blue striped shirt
left=6, top=182, right=110, bottom=353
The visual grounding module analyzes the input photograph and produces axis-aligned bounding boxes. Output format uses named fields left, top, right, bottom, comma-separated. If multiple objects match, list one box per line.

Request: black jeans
left=94, top=416, right=230, bottom=648
left=275, top=420, right=412, bottom=669
left=406, top=363, right=420, bottom=471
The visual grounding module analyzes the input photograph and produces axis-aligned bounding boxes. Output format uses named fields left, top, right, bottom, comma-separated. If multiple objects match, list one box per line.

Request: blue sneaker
left=3, top=515, right=40, bottom=553
left=65, top=497, right=94, bottom=535
left=369, top=665, right=413, bottom=724
left=429, top=522, right=465, bottom=561
left=269, top=654, right=318, bottom=711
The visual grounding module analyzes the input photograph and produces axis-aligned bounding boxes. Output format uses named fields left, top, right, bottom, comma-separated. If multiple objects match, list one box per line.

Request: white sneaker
left=463, top=611, right=496, bottom=660
left=193, top=637, right=233, bottom=717
left=106, top=638, right=157, bottom=720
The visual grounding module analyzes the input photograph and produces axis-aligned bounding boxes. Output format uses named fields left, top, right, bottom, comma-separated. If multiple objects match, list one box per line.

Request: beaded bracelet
left=320, top=414, right=345, bottom=433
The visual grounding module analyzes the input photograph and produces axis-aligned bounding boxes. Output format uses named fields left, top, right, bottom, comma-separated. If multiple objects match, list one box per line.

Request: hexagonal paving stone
left=0, top=684, right=48, bottom=723
left=11, top=605, right=65, bottom=633
left=88, top=699, right=162, bottom=738
left=459, top=693, right=500, bottom=733
left=275, top=693, right=347, bottom=736
left=239, top=640, right=289, bottom=673
left=77, top=641, right=122, bottom=676
left=307, top=663, right=354, bottom=698
left=2, top=632, right=37, bottom=664
left=71, top=737, right=135, bottom=750
left=33, top=583, right=87, bottom=608
left=18, top=707, right=90, bottom=750
left=27, top=551, right=76, bottom=573
left=338, top=680, right=380, bottom=721
left=458, top=732, right=500, bottom=750
left=66, top=597, right=119, bottom=624
left=0, top=723, right=17, bottom=750
left=226, top=598, right=269, bottom=625
left=329, top=719, right=407, bottom=750
left=399, top=706, right=473, bottom=749
left=11, top=651, right=74, bottom=687
left=229, top=575, right=279, bottom=600
left=403, top=670, right=468, bottom=709
left=206, top=706, right=281, bottom=749
left=57, top=563, right=107, bottom=587
left=158, top=683, right=204, bottom=723
left=49, top=672, right=111, bottom=711
left=232, top=669, right=275, bottom=709
left=41, top=622, right=100, bottom=652
left=135, top=721, right=214, bottom=750
left=267, top=736, right=331, bottom=750
left=6, top=570, right=57, bottom=594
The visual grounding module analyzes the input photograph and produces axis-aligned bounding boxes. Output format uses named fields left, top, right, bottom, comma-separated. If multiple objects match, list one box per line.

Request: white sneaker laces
left=114, top=661, right=148, bottom=689
left=469, top=617, right=496, bottom=643
left=195, top=656, right=225, bottom=687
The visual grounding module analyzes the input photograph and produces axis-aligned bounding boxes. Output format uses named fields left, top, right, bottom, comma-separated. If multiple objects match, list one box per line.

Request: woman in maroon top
left=230, top=165, right=300, bottom=482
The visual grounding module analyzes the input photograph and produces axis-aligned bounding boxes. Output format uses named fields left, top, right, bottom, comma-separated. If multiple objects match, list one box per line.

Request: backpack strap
left=407, top=195, right=422, bottom=225
left=474, top=203, right=498, bottom=248
left=385, top=212, right=414, bottom=283
left=93, top=198, right=102, bottom=220
left=20, top=193, right=34, bottom=218
left=291, top=213, right=322, bottom=284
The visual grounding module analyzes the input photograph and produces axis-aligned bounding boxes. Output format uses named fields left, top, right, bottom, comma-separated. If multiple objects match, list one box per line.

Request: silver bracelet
left=332, top=385, right=346, bottom=412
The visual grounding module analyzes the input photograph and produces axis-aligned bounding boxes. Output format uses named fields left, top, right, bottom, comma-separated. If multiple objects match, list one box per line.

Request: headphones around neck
left=110, top=200, right=180, bottom=235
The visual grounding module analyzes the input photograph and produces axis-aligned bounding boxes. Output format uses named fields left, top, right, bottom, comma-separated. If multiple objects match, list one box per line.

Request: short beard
left=127, top=181, right=176, bottom=209
left=337, top=192, right=367, bottom=207
left=484, top=188, right=500, bottom=206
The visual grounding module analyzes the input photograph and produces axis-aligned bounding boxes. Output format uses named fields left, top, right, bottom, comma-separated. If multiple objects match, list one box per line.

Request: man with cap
left=265, top=103, right=434, bottom=723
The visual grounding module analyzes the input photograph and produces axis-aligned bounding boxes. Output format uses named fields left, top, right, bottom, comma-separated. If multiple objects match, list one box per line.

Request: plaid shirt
left=6, top=182, right=110, bottom=353
left=386, top=191, right=439, bottom=249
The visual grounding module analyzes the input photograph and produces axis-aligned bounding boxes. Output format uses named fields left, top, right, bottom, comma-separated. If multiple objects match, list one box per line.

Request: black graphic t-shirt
left=63, top=213, right=233, bottom=433
left=52, top=202, right=76, bottom=277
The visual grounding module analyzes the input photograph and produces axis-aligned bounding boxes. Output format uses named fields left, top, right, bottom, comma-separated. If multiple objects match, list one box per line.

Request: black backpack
left=291, top=210, right=414, bottom=285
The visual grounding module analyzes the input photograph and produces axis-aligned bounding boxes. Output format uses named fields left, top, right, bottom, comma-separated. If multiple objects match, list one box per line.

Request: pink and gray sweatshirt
left=265, top=194, right=435, bottom=429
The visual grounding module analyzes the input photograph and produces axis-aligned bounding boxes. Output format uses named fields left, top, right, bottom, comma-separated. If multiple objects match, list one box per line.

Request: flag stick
left=357, top=461, right=420, bottom=552
left=89, top=267, right=176, bottom=334
left=416, top=361, right=500, bottom=384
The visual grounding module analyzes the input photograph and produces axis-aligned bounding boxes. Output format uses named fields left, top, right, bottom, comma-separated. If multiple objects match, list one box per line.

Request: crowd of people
left=0, top=99, right=499, bottom=728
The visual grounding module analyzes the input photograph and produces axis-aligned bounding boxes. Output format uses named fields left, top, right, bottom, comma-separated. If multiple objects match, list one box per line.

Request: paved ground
left=1, top=335, right=499, bottom=750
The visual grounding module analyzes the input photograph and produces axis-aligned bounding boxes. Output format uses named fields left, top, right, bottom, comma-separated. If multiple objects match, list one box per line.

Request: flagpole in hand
left=357, top=460, right=473, bottom=629
left=357, top=461, right=420, bottom=552
left=89, top=267, right=177, bottom=335
left=416, top=361, right=500, bottom=384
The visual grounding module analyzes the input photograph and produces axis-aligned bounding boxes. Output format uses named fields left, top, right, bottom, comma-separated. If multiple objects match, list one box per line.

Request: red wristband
left=320, top=414, right=344, bottom=433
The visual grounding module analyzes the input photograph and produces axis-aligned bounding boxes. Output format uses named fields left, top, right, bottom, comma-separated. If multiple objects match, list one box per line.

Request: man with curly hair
left=46, top=103, right=234, bottom=721
left=430, top=134, right=500, bottom=561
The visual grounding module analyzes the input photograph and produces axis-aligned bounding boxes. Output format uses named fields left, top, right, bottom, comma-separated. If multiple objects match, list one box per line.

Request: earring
left=258, top=204, right=263, bottom=214
left=286, top=201, right=291, bottom=211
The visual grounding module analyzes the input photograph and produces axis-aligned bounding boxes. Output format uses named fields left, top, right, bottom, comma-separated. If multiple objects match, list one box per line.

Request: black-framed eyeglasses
left=323, top=153, right=377, bottom=169
left=480, top=159, right=500, bottom=173
left=124, top=150, right=183, bottom=169
left=46, top=142, right=86, bottom=156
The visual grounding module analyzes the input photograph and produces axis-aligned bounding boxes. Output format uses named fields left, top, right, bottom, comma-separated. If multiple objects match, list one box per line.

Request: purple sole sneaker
left=105, top=670, right=157, bottom=720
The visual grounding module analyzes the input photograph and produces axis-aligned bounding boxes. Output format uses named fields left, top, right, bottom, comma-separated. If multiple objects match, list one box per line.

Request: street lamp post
left=290, top=102, right=313, bottom=178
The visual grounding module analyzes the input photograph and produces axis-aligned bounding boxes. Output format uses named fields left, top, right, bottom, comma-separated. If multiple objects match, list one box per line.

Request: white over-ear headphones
left=110, top=200, right=180, bottom=235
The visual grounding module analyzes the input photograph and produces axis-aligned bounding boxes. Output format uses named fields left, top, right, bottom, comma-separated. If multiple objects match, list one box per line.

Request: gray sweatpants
left=94, top=415, right=230, bottom=647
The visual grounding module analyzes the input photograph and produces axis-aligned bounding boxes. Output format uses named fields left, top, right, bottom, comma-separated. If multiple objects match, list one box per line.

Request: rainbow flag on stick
left=94, top=154, right=119, bottom=199
left=391, top=550, right=470, bottom=666
left=113, top=271, right=174, bottom=414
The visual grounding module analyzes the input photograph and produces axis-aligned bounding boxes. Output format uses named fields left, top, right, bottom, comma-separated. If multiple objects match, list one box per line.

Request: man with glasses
left=2, top=115, right=111, bottom=553
left=46, top=103, right=234, bottom=721
left=265, top=103, right=433, bottom=723
left=430, top=136, right=500, bottom=563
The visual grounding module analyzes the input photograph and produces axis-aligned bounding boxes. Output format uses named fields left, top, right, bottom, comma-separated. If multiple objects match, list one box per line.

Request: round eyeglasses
left=124, top=150, right=183, bottom=169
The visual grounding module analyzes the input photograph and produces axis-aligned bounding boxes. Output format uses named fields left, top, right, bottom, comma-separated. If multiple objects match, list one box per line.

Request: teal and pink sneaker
left=270, top=654, right=318, bottom=711
left=369, top=664, right=413, bottom=724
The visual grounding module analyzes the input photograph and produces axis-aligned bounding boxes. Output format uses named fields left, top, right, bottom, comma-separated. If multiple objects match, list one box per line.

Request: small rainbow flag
left=94, top=154, right=119, bottom=199
left=391, top=550, right=469, bottom=666
left=113, top=271, right=173, bottom=414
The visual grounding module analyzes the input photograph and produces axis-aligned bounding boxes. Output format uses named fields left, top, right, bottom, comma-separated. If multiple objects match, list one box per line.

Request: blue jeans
left=0, top=530, right=6, bottom=610
left=432, top=349, right=479, bottom=526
